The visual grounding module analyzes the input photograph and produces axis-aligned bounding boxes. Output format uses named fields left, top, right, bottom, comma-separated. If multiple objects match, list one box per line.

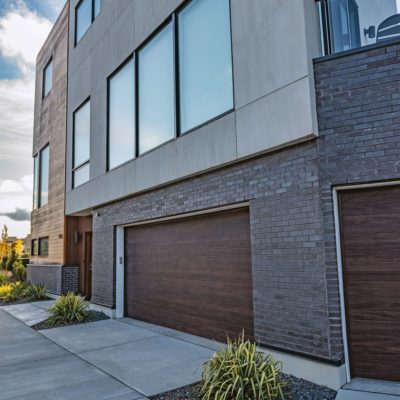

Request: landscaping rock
left=32, top=310, right=109, bottom=330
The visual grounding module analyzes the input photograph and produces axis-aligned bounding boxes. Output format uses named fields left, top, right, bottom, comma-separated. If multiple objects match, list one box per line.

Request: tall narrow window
left=178, top=0, right=234, bottom=133
left=108, top=59, right=135, bottom=170
left=31, top=239, right=38, bottom=256
left=73, top=100, right=90, bottom=188
left=39, top=237, right=49, bottom=256
left=76, top=0, right=91, bottom=43
left=33, top=155, right=39, bottom=210
left=43, top=59, right=53, bottom=97
left=39, top=145, right=49, bottom=206
left=139, top=23, right=175, bottom=154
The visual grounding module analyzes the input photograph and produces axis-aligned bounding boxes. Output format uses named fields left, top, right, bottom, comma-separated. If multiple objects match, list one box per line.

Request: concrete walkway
left=0, top=307, right=217, bottom=399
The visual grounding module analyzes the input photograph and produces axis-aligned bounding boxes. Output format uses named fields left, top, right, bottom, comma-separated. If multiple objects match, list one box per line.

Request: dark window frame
left=105, top=0, right=235, bottom=172
left=42, top=57, right=53, bottom=99
left=31, top=239, right=38, bottom=256
left=74, top=0, right=101, bottom=46
left=38, top=237, right=49, bottom=257
left=33, top=143, right=50, bottom=209
left=72, top=97, right=91, bottom=188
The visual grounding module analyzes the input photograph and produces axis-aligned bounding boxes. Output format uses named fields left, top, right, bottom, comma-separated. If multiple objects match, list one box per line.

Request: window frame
left=72, top=97, right=91, bottom=188
left=38, top=237, right=49, bottom=257
left=105, top=0, right=235, bottom=171
left=42, top=57, right=53, bottom=99
left=74, top=0, right=101, bottom=46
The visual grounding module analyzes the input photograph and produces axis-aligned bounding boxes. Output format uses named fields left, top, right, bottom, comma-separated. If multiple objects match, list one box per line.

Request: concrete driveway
left=0, top=308, right=218, bottom=399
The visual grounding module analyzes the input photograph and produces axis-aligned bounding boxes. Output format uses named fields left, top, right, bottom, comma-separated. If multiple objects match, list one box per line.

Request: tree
left=0, top=225, right=10, bottom=260
left=12, top=239, right=24, bottom=256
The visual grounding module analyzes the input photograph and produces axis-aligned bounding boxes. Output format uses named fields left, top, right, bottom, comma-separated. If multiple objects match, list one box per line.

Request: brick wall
left=314, top=42, right=400, bottom=359
left=92, top=141, right=335, bottom=361
left=30, top=3, right=69, bottom=265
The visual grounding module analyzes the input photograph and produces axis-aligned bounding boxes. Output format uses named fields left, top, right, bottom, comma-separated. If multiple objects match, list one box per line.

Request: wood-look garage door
left=339, top=186, right=400, bottom=381
left=124, top=208, right=254, bottom=342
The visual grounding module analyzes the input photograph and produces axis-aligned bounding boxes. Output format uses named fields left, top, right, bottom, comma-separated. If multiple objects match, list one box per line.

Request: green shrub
left=1, top=256, right=8, bottom=270
left=24, top=284, right=48, bottom=301
left=12, top=262, right=26, bottom=282
left=201, top=332, right=286, bottom=400
left=0, top=272, right=8, bottom=285
left=0, top=282, right=26, bottom=302
left=47, top=293, right=89, bottom=325
left=0, top=283, right=13, bottom=302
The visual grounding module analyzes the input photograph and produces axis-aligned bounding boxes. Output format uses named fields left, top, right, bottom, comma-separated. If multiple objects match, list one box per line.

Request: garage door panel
left=125, top=208, right=254, bottom=342
left=339, top=186, right=400, bottom=381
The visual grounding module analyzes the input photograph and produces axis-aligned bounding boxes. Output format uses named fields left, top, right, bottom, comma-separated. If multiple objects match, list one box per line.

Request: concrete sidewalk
left=0, top=308, right=217, bottom=399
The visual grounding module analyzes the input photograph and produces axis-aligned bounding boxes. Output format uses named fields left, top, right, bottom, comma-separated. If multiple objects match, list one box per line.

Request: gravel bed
left=150, top=375, right=337, bottom=400
left=32, top=310, right=109, bottom=330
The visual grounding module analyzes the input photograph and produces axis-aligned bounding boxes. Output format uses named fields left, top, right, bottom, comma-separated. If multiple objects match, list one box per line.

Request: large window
left=33, top=145, right=49, bottom=209
left=319, top=0, right=399, bottom=55
left=39, top=145, right=49, bottom=206
left=43, top=58, right=53, bottom=98
left=178, top=0, right=233, bottom=133
left=75, top=0, right=101, bottom=44
left=108, top=58, right=135, bottom=170
left=139, top=23, right=175, bottom=154
left=73, top=100, right=90, bottom=188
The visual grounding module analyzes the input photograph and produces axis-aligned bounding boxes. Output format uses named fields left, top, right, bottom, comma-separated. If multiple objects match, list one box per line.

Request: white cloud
left=0, top=180, right=24, bottom=193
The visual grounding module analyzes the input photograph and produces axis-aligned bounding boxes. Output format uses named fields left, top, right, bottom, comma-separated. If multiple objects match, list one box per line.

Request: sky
left=0, top=0, right=64, bottom=238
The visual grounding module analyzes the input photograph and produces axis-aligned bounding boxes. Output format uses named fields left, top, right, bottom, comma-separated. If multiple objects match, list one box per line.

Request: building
left=29, top=0, right=400, bottom=389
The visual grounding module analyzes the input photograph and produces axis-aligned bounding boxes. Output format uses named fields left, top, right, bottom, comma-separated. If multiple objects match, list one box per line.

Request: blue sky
left=0, top=0, right=64, bottom=237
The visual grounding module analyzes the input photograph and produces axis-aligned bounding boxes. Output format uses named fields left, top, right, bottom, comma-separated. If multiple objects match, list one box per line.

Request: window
left=178, top=0, right=233, bottom=133
left=73, top=100, right=90, bottom=188
left=31, top=239, right=38, bottom=256
left=38, top=237, right=49, bottom=256
left=33, top=155, right=39, bottom=210
left=39, top=145, right=49, bottom=206
left=319, top=0, right=399, bottom=55
left=139, top=23, right=175, bottom=154
left=108, top=58, right=135, bottom=170
left=43, top=59, right=53, bottom=97
left=33, top=145, right=49, bottom=208
left=75, top=0, right=101, bottom=44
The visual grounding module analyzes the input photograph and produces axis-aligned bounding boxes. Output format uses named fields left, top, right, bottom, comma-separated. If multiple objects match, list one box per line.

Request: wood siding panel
left=125, top=209, right=254, bottom=342
left=339, top=186, right=400, bottom=381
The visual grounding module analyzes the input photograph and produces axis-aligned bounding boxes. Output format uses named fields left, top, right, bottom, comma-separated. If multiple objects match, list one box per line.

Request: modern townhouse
left=29, top=0, right=400, bottom=390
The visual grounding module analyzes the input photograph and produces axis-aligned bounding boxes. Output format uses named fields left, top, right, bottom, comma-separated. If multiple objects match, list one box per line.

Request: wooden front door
left=339, top=186, right=400, bottom=381
left=84, top=232, right=92, bottom=299
left=124, top=208, right=254, bottom=342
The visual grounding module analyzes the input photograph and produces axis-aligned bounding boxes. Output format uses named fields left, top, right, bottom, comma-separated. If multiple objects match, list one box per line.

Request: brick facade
left=92, top=141, right=334, bottom=361
left=314, top=42, right=400, bottom=359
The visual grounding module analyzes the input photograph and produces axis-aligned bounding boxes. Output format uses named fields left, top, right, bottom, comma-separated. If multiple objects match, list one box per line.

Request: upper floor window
left=178, top=0, right=233, bottom=133
left=318, top=0, right=399, bottom=55
left=33, top=145, right=49, bottom=209
left=73, top=100, right=90, bottom=188
left=75, top=0, right=101, bottom=44
left=108, top=58, right=135, bottom=170
left=43, top=58, right=53, bottom=98
left=139, top=23, right=175, bottom=155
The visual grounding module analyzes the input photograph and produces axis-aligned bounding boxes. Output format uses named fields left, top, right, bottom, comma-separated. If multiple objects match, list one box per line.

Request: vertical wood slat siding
left=124, top=208, right=254, bottom=342
left=339, top=186, right=400, bottom=381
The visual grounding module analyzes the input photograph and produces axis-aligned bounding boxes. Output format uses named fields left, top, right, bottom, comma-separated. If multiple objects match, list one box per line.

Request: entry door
left=339, top=186, right=400, bottom=381
left=84, top=232, right=92, bottom=299
left=124, top=208, right=254, bottom=342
